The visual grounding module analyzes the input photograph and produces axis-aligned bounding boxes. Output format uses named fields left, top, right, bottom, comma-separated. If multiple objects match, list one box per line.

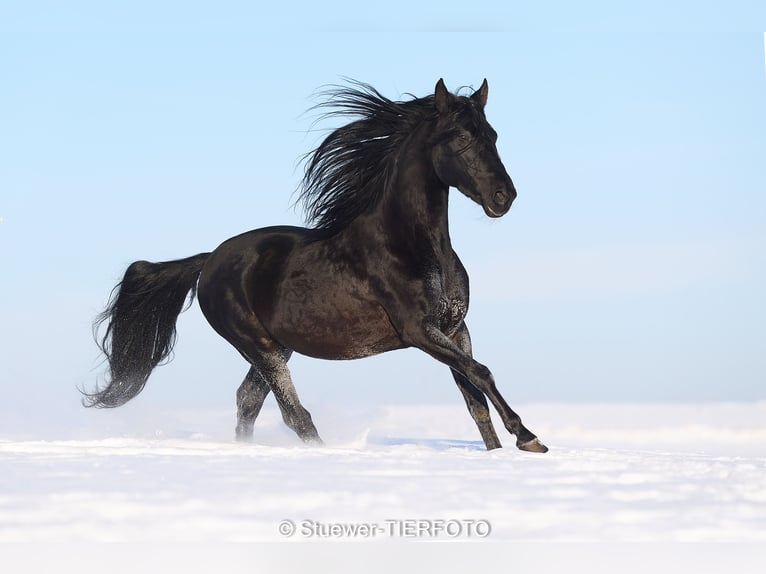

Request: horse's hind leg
left=235, top=366, right=271, bottom=440
left=252, top=351, right=323, bottom=445
left=451, top=327, right=502, bottom=450
left=198, top=281, right=320, bottom=443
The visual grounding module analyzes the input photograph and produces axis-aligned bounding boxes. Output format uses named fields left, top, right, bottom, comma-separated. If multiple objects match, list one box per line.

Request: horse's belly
left=267, top=287, right=405, bottom=360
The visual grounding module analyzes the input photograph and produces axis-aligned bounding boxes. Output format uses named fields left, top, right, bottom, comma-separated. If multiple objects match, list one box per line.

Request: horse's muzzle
left=486, top=184, right=516, bottom=217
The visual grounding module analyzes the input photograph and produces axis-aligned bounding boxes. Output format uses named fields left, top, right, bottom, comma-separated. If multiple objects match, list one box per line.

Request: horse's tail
left=83, top=252, right=211, bottom=408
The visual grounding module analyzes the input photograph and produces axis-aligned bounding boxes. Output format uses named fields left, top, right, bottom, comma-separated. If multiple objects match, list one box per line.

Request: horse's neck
left=376, top=142, right=452, bottom=251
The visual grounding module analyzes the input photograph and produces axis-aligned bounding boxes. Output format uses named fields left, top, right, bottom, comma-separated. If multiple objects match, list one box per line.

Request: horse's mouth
left=483, top=203, right=509, bottom=218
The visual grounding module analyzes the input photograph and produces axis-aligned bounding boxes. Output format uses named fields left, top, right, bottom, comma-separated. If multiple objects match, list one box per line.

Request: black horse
left=86, top=79, right=548, bottom=453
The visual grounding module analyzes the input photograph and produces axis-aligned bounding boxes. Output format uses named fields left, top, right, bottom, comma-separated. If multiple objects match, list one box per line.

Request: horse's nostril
left=494, top=190, right=509, bottom=205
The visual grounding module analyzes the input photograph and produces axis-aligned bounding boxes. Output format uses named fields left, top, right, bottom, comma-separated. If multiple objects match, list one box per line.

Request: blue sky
left=1, top=2, right=765, bottom=425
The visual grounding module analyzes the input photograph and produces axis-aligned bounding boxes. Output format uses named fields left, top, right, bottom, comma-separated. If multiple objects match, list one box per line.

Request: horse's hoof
left=517, top=437, right=549, bottom=453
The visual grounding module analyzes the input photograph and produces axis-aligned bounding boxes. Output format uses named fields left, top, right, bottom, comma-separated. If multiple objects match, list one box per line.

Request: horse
left=85, top=79, right=548, bottom=453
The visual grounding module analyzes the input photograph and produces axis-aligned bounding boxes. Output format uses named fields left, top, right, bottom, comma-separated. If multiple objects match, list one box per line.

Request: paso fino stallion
left=86, top=79, right=548, bottom=453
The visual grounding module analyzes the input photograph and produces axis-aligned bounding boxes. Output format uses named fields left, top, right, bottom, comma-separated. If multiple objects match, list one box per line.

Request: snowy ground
left=1, top=402, right=764, bottom=572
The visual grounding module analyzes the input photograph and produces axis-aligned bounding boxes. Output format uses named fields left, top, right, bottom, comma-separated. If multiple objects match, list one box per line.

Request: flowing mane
left=298, top=82, right=437, bottom=234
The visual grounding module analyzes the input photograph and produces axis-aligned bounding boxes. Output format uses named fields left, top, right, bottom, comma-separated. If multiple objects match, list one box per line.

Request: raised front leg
left=412, top=322, right=547, bottom=453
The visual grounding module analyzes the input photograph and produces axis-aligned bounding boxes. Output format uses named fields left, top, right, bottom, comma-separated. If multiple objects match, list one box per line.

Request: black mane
left=298, top=82, right=438, bottom=234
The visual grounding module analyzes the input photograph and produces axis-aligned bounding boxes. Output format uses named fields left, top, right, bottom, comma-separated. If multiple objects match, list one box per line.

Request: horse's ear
left=471, top=79, right=489, bottom=107
left=434, top=78, right=450, bottom=114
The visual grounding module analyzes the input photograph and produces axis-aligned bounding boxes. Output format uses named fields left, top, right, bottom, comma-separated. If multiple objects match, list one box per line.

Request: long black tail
left=84, top=252, right=211, bottom=408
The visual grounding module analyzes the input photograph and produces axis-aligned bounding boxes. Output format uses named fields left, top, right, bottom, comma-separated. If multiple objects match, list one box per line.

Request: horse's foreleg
left=413, top=322, right=547, bottom=453
left=450, top=326, right=503, bottom=450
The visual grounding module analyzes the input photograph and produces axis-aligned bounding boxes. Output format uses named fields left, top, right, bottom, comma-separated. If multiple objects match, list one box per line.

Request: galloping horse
left=86, top=79, right=548, bottom=453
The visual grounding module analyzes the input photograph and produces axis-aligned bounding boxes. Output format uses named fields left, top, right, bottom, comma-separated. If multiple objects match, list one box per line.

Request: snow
left=1, top=402, right=765, bottom=572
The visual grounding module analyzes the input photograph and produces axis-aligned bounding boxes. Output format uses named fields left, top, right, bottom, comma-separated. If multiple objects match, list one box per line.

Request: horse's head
left=431, top=79, right=516, bottom=217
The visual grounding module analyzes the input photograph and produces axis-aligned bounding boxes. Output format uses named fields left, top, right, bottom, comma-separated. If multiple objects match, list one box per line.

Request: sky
left=1, top=1, right=765, bottom=427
